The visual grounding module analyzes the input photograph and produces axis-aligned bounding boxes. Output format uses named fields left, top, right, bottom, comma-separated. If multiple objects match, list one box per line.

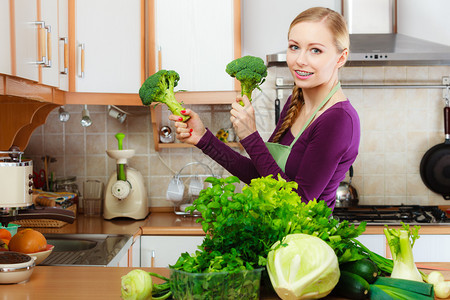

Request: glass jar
left=54, top=176, right=79, bottom=195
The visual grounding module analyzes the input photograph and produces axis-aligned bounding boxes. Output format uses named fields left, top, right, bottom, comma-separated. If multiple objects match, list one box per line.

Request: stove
left=333, top=205, right=450, bottom=225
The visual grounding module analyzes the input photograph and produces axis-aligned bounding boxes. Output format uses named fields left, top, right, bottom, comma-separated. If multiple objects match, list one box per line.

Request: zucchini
left=340, top=258, right=379, bottom=283
left=333, top=271, right=370, bottom=300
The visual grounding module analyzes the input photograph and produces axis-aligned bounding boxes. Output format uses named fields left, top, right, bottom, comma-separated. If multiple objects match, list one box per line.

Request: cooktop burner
left=333, top=205, right=449, bottom=225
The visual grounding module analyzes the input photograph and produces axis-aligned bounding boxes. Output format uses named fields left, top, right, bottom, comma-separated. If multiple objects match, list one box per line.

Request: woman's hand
left=230, top=95, right=257, bottom=140
left=168, top=109, right=206, bottom=145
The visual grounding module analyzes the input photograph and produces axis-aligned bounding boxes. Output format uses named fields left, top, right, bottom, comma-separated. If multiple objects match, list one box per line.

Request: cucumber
left=340, top=258, right=379, bottom=283
left=333, top=271, right=370, bottom=300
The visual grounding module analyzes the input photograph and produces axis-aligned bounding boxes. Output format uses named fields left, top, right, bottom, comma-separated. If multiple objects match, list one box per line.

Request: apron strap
left=289, top=82, right=341, bottom=147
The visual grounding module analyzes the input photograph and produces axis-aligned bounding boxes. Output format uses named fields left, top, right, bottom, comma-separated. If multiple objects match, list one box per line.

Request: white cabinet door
left=58, top=0, right=69, bottom=91
left=131, top=235, right=141, bottom=267
left=14, top=0, right=39, bottom=82
left=412, top=235, right=450, bottom=262
left=155, top=0, right=235, bottom=92
left=40, top=0, right=59, bottom=87
left=355, top=234, right=386, bottom=257
left=141, top=236, right=205, bottom=268
left=74, top=0, right=141, bottom=93
left=0, top=0, right=11, bottom=75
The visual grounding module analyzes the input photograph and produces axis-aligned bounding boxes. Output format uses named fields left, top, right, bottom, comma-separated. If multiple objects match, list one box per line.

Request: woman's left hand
left=230, top=95, right=257, bottom=140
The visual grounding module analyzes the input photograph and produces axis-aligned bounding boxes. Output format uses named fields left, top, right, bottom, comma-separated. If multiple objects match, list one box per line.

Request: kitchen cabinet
left=355, top=234, right=386, bottom=257
left=13, top=0, right=61, bottom=87
left=13, top=0, right=40, bottom=82
left=57, top=0, right=69, bottom=91
left=0, top=0, right=11, bottom=75
left=70, top=0, right=142, bottom=93
left=412, top=234, right=450, bottom=262
left=140, top=235, right=204, bottom=268
left=154, top=0, right=236, bottom=92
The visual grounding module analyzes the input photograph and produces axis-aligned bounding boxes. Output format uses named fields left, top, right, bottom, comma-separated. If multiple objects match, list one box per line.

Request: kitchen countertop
left=2, top=263, right=449, bottom=299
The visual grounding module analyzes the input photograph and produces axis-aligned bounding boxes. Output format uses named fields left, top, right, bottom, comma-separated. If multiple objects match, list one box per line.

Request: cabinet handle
left=32, top=21, right=52, bottom=67
left=78, top=43, right=85, bottom=78
left=59, top=37, right=68, bottom=74
left=33, top=21, right=47, bottom=66
left=46, top=25, right=52, bottom=68
left=151, top=250, right=155, bottom=268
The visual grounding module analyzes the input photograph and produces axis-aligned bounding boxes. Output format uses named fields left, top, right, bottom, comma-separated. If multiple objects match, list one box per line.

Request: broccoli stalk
left=139, top=69, right=190, bottom=122
left=226, top=56, right=267, bottom=106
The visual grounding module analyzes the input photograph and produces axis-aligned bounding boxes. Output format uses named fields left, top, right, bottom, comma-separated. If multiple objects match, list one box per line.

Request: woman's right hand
left=168, top=109, right=206, bottom=145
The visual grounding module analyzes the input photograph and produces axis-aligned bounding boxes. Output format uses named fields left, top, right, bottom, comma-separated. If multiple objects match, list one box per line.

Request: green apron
left=265, top=82, right=341, bottom=172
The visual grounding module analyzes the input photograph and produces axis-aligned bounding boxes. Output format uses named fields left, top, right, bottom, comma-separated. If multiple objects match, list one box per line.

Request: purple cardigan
left=196, top=97, right=360, bottom=209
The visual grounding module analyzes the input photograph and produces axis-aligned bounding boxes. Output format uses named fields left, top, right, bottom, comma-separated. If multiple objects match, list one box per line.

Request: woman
left=169, top=7, right=360, bottom=210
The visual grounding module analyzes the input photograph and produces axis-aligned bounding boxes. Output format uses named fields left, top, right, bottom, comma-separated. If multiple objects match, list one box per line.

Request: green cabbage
left=121, top=269, right=152, bottom=300
left=267, top=233, right=340, bottom=299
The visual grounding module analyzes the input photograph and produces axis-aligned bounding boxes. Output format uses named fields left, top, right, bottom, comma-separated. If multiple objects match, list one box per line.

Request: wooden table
left=2, top=263, right=449, bottom=299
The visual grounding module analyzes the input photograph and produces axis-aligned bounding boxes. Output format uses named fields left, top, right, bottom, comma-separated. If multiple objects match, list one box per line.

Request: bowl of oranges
left=0, top=228, right=53, bottom=265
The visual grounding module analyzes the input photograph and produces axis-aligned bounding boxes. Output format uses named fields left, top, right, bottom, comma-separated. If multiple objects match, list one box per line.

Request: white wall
left=241, top=0, right=341, bottom=62
left=397, top=0, right=450, bottom=46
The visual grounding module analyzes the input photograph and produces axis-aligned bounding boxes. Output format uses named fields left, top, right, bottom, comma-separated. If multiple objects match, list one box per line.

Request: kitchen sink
left=41, top=233, right=132, bottom=266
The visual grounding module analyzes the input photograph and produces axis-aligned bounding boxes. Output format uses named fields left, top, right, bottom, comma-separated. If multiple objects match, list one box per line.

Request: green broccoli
left=139, top=69, right=190, bottom=122
left=225, top=55, right=267, bottom=106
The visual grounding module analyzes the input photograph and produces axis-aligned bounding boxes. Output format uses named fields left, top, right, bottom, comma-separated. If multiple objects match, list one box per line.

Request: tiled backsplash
left=25, top=65, right=450, bottom=207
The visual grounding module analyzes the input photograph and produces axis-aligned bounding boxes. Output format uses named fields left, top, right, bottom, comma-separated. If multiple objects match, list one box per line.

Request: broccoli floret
left=225, top=55, right=267, bottom=105
left=139, top=69, right=190, bottom=122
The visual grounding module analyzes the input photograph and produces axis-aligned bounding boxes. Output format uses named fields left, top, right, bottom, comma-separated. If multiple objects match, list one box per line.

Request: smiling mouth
left=296, top=70, right=314, bottom=76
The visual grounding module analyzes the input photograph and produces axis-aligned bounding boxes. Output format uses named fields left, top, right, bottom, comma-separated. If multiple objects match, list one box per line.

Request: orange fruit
left=8, top=229, right=47, bottom=254
left=0, top=229, right=11, bottom=241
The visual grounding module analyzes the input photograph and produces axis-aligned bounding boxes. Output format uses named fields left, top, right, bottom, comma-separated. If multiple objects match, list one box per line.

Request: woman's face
left=286, top=21, right=347, bottom=90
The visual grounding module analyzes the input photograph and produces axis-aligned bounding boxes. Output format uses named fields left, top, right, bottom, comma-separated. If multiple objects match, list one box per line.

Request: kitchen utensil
left=103, top=133, right=148, bottom=220
left=167, top=162, right=215, bottom=216
left=83, top=180, right=104, bottom=216
left=420, top=96, right=450, bottom=200
left=167, top=176, right=185, bottom=202
left=188, top=175, right=203, bottom=197
left=0, top=251, right=36, bottom=284
left=335, top=165, right=359, bottom=207
left=159, top=126, right=175, bottom=143
left=33, top=169, right=46, bottom=189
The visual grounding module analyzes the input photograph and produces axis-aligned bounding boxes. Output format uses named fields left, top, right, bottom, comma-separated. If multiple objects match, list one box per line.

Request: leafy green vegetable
left=384, top=223, right=423, bottom=282
left=176, top=174, right=366, bottom=273
left=139, top=69, right=189, bottom=122
left=225, top=55, right=267, bottom=105
left=170, top=266, right=263, bottom=300
left=267, top=233, right=340, bottom=299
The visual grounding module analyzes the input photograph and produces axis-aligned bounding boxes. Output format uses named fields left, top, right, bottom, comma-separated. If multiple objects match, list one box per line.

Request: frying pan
left=419, top=102, right=450, bottom=200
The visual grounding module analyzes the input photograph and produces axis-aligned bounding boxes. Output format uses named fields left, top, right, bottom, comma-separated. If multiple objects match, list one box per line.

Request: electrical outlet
left=443, top=76, right=450, bottom=85
left=276, top=77, right=284, bottom=86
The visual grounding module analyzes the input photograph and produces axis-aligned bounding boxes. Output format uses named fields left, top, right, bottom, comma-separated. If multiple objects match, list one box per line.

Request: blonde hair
left=272, top=7, right=349, bottom=143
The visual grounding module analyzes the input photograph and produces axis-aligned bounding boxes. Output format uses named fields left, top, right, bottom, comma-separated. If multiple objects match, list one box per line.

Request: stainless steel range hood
left=267, top=0, right=450, bottom=67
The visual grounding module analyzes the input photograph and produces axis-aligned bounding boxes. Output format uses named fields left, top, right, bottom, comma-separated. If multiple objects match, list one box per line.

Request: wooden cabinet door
left=14, top=0, right=39, bottom=82
left=0, top=0, right=11, bottom=75
left=141, top=235, right=204, bottom=268
left=155, top=0, right=235, bottom=92
left=73, top=0, right=142, bottom=93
